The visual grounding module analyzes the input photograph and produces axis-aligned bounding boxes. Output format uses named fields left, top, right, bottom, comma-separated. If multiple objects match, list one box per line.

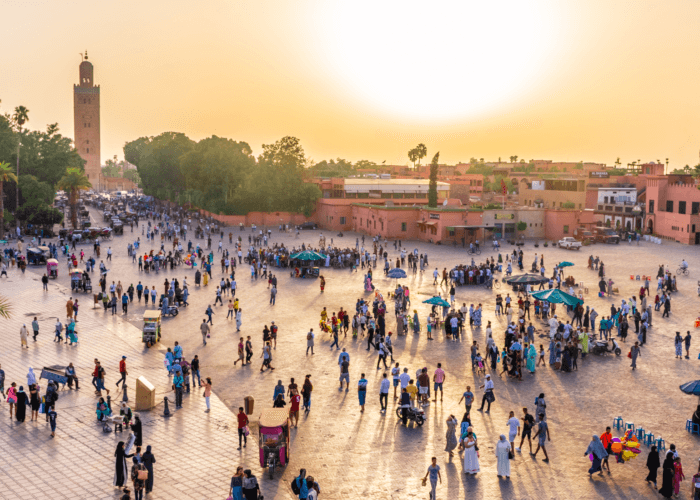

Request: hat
left=122, top=356, right=127, bottom=359
left=271, top=321, right=275, bottom=324
left=553, top=315, right=557, bottom=318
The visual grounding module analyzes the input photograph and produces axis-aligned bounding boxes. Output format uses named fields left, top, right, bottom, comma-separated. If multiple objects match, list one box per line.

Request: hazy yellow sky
left=2, top=0, right=699, bottom=169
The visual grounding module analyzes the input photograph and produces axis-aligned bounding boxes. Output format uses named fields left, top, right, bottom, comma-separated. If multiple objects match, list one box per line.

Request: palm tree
left=0, top=294, right=11, bottom=319
left=0, top=162, right=18, bottom=240
left=12, top=106, right=29, bottom=211
left=57, top=168, right=92, bottom=229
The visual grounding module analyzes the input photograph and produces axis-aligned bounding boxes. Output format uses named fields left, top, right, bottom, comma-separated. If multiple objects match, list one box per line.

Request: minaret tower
left=73, top=51, right=101, bottom=190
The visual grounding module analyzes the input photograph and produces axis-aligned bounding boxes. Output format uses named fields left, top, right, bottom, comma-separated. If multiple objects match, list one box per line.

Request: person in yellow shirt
left=233, top=298, right=240, bottom=312
left=406, top=380, right=418, bottom=407
left=320, top=307, right=328, bottom=322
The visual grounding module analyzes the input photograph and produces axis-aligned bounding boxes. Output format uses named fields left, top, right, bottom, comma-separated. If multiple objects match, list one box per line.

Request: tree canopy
left=124, top=133, right=321, bottom=216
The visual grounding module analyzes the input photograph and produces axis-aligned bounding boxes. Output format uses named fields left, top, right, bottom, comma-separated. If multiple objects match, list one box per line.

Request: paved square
left=1, top=214, right=699, bottom=500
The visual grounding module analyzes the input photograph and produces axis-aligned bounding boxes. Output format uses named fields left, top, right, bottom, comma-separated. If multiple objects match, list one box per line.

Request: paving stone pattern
left=1, top=216, right=699, bottom=499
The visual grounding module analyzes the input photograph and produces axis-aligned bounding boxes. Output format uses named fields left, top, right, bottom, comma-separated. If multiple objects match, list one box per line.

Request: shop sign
left=429, top=213, right=440, bottom=220
left=495, top=213, right=514, bottom=220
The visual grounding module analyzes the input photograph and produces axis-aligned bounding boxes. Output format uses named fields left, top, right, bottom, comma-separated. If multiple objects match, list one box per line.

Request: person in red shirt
left=289, top=390, right=301, bottom=427
left=600, top=427, right=613, bottom=472
left=116, top=356, right=127, bottom=389
left=92, top=358, right=100, bottom=395
left=237, top=407, right=248, bottom=450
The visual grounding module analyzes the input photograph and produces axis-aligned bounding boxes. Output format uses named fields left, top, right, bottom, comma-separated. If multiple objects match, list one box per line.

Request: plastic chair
left=625, top=422, right=635, bottom=432
left=693, top=424, right=700, bottom=436
left=656, top=437, right=665, bottom=451
left=635, top=427, right=645, bottom=440
left=644, top=432, right=654, bottom=446
left=613, top=416, right=623, bottom=430
left=687, top=419, right=693, bottom=432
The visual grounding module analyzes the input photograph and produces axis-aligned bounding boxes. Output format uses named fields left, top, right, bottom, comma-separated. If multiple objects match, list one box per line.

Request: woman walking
left=496, top=435, right=511, bottom=478
left=15, top=386, right=29, bottom=422
left=203, top=377, right=212, bottom=412
left=130, top=414, right=143, bottom=447
left=229, top=466, right=244, bottom=500
left=241, top=470, right=261, bottom=500
left=130, top=457, right=146, bottom=500
left=30, top=384, right=40, bottom=421
left=358, top=374, right=367, bottom=412
left=445, top=415, right=458, bottom=458
left=412, top=310, right=420, bottom=334
left=141, top=446, right=156, bottom=494
left=463, top=429, right=480, bottom=474
left=114, top=441, right=135, bottom=489
left=7, top=382, right=17, bottom=417
left=584, top=435, right=608, bottom=477
left=526, top=344, right=536, bottom=374
left=659, top=451, right=675, bottom=498
left=302, top=374, right=313, bottom=411
left=645, top=445, right=660, bottom=489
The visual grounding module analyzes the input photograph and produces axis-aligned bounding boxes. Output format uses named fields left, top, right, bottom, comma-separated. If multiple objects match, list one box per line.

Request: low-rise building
left=593, top=185, right=644, bottom=231
left=519, top=178, right=587, bottom=210
left=645, top=175, right=700, bottom=244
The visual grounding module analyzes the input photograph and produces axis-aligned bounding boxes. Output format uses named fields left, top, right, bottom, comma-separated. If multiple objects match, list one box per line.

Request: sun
left=315, top=0, right=559, bottom=122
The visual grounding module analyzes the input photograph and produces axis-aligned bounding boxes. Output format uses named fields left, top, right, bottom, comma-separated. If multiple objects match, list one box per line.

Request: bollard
left=122, top=385, right=129, bottom=402
left=107, top=394, right=112, bottom=412
left=163, top=397, right=171, bottom=417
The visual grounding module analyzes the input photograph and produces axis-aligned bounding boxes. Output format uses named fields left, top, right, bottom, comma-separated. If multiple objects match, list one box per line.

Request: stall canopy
left=530, top=288, right=583, bottom=306
left=506, top=274, right=549, bottom=285
left=290, top=251, right=327, bottom=261
left=422, top=296, right=451, bottom=307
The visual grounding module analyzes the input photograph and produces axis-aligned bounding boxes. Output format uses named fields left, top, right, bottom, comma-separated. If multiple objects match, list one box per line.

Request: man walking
left=478, top=374, right=494, bottom=413
left=116, top=356, right=128, bottom=389
left=379, top=372, right=390, bottom=413
left=630, top=341, right=641, bottom=369
left=532, top=413, right=550, bottom=462
left=433, top=363, right=445, bottom=402
left=237, top=407, right=248, bottom=449
left=200, top=319, right=210, bottom=346
left=306, top=329, right=315, bottom=355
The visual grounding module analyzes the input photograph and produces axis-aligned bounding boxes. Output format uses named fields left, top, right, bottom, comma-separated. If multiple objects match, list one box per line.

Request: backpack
left=291, top=477, right=301, bottom=495
left=307, top=332, right=312, bottom=341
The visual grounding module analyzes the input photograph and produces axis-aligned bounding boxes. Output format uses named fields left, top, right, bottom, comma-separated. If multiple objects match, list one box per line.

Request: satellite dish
left=442, top=199, right=448, bottom=206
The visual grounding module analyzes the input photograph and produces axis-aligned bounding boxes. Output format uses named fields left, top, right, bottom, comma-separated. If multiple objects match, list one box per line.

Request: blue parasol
left=422, top=296, right=451, bottom=307
left=387, top=268, right=407, bottom=279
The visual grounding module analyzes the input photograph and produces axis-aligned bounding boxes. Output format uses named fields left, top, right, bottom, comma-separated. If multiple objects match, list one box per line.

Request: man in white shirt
left=379, top=373, right=390, bottom=413
left=507, top=410, right=521, bottom=451
left=478, top=374, right=495, bottom=413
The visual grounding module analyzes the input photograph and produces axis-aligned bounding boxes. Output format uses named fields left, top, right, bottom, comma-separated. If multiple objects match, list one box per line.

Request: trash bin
left=244, top=396, right=254, bottom=415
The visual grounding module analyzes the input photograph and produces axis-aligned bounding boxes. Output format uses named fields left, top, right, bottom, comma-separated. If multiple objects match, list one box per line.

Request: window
left=666, top=200, right=673, bottom=212
left=86, top=140, right=89, bottom=144
left=84, top=123, right=87, bottom=128
left=679, top=201, right=686, bottom=214
left=693, top=224, right=696, bottom=233
left=649, top=200, right=654, bottom=214
left=693, top=202, right=700, bottom=215
left=88, top=123, right=91, bottom=128
left=401, top=222, right=407, bottom=232
left=339, top=217, right=346, bottom=225
left=86, top=148, right=89, bottom=153
left=563, top=225, right=569, bottom=234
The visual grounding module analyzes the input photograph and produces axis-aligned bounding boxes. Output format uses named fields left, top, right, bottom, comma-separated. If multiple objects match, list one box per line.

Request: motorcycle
left=589, top=337, right=621, bottom=356
left=395, top=405, right=425, bottom=426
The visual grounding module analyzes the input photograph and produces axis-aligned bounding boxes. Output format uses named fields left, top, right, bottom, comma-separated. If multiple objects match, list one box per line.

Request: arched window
left=87, top=148, right=90, bottom=153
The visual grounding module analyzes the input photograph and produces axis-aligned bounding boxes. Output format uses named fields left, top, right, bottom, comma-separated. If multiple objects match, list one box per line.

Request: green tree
left=0, top=294, right=11, bottom=319
left=0, top=162, right=18, bottom=238
left=428, top=152, right=439, bottom=207
left=517, top=221, right=527, bottom=231
left=562, top=201, right=575, bottom=209
left=11, top=106, right=29, bottom=210
left=18, top=174, right=54, bottom=207
left=57, top=167, right=92, bottom=229
left=124, top=132, right=195, bottom=200
left=354, top=159, right=376, bottom=170
left=123, top=169, right=141, bottom=185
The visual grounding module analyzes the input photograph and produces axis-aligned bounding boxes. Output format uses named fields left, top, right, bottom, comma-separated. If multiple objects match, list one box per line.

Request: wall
left=519, top=188, right=587, bottom=210
left=102, top=176, right=137, bottom=192
left=543, top=210, right=585, bottom=241
left=195, top=209, right=309, bottom=228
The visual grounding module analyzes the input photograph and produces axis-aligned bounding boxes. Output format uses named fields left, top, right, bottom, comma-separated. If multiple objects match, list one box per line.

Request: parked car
left=297, top=222, right=318, bottom=230
left=593, top=227, right=620, bottom=244
left=573, top=228, right=595, bottom=244
left=558, top=237, right=582, bottom=250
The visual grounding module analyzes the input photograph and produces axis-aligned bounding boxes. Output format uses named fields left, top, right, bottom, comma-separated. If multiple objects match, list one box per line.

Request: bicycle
left=468, top=247, right=481, bottom=256
left=676, top=266, right=689, bottom=276
left=485, top=277, right=501, bottom=289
